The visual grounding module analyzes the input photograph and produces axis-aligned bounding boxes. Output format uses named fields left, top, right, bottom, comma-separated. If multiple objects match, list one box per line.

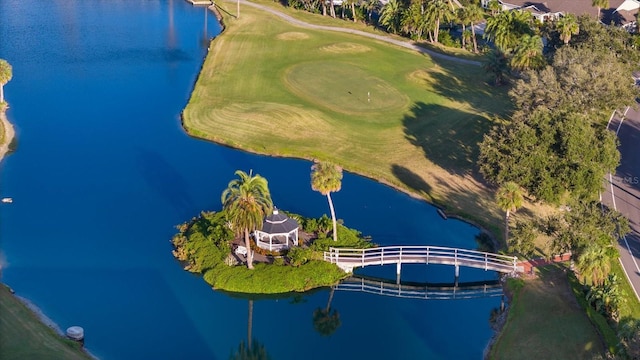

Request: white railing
left=323, top=245, right=522, bottom=273
left=256, top=240, right=289, bottom=252
left=334, top=277, right=503, bottom=300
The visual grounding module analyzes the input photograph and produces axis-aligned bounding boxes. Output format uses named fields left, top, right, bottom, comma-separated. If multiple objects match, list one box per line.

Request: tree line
left=479, top=11, right=640, bottom=355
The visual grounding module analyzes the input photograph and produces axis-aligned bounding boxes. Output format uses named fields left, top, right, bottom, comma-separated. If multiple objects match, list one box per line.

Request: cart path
left=238, top=0, right=482, bottom=66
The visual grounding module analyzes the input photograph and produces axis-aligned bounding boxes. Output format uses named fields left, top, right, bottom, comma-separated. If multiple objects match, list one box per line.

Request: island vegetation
left=171, top=169, right=374, bottom=294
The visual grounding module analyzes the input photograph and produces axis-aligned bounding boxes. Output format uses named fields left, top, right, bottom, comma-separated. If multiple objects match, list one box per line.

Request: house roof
left=501, top=0, right=601, bottom=18
left=603, top=8, right=638, bottom=25
left=260, top=209, right=299, bottom=234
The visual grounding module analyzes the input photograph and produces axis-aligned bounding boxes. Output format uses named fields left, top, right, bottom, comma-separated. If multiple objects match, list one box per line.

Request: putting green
left=283, top=61, right=409, bottom=115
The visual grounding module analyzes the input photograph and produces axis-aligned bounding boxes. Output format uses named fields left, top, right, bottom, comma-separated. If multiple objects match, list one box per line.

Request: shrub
left=288, top=247, right=314, bottom=267
left=438, top=30, right=460, bottom=48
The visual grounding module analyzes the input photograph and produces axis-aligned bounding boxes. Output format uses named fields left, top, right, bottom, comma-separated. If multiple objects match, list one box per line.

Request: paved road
left=602, top=106, right=640, bottom=301
left=237, top=0, right=482, bottom=66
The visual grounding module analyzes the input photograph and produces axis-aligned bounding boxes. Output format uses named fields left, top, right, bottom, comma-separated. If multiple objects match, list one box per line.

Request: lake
left=0, top=1, right=501, bottom=358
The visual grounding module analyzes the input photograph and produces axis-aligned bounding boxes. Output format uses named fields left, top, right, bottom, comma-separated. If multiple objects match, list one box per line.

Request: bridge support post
left=396, top=262, right=401, bottom=284
left=454, top=265, right=460, bottom=287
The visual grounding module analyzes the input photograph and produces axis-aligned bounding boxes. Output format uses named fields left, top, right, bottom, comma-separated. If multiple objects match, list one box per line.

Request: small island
left=171, top=167, right=374, bottom=294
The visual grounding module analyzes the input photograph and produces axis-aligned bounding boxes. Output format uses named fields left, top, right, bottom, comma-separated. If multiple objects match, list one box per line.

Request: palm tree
left=592, top=0, right=609, bottom=21
left=496, top=182, right=524, bottom=246
left=0, top=59, right=13, bottom=104
left=348, top=0, right=358, bottom=22
left=484, top=10, right=532, bottom=52
left=222, top=170, right=273, bottom=269
left=379, top=0, right=404, bottom=34
left=510, top=34, right=544, bottom=71
left=457, top=7, right=470, bottom=49
left=555, top=14, right=579, bottom=45
left=426, top=0, right=455, bottom=43
left=465, top=4, right=484, bottom=53
left=402, top=1, right=429, bottom=40
left=311, top=162, right=343, bottom=242
left=576, top=244, right=616, bottom=286
left=483, top=49, right=508, bottom=86
left=487, top=0, right=501, bottom=16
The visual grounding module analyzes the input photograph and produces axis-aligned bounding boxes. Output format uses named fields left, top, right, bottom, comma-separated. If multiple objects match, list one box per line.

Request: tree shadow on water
left=403, top=101, right=491, bottom=176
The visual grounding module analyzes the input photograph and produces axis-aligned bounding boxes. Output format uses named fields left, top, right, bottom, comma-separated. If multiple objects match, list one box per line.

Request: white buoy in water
left=66, top=326, right=84, bottom=341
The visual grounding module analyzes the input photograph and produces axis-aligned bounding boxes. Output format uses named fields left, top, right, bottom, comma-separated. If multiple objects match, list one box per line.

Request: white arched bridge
left=323, top=245, right=525, bottom=276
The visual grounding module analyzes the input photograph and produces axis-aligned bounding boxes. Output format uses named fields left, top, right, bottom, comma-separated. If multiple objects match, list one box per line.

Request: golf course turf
left=184, top=2, right=513, bottom=233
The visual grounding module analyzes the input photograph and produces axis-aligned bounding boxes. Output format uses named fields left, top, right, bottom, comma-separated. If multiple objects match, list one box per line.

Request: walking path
left=517, top=253, right=572, bottom=275
left=237, top=0, right=482, bottom=66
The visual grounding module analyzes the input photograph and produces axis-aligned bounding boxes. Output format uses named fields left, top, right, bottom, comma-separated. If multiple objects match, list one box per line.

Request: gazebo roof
left=260, top=209, right=299, bottom=234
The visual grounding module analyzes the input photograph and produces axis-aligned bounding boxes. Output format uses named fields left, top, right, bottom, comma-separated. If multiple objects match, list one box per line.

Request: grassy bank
left=490, top=265, right=605, bottom=359
left=184, top=0, right=513, bottom=236
left=0, top=284, right=92, bottom=360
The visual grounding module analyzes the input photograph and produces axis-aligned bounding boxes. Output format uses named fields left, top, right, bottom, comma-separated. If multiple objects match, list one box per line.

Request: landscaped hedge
left=567, top=272, right=619, bottom=354
left=203, top=261, right=348, bottom=293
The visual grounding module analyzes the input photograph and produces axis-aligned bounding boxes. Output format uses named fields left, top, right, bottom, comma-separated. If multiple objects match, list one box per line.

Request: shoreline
left=0, top=108, right=16, bottom=163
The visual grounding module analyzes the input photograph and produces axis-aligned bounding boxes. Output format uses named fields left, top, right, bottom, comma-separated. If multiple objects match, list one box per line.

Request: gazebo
left=254, top=209, right=299, bottom=251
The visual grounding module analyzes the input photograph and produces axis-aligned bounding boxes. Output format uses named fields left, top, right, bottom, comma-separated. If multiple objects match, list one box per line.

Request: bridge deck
left=323, top=246, right=523, bottom=273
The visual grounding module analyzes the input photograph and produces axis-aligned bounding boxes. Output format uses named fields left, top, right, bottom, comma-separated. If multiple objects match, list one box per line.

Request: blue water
left=0, top=1, right=500, bottom=359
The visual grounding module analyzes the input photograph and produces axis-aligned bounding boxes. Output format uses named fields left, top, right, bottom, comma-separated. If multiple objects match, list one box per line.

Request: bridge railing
left=334, top=277, right=504, bottom=300
left=323, top=245, right=520, bottom=273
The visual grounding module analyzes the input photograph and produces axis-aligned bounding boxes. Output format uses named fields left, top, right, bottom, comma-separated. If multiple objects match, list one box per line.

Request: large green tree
left=0, top=59, right=12, bottom=104
left=222, top=170, right=273, bottom=269
left=509, top=46, right=639, bottom=115
left=311, top=162, right=343, bottom=242
left=479, top=109, right=620, bottom=203
left=496, top=182, right=524, bottom=245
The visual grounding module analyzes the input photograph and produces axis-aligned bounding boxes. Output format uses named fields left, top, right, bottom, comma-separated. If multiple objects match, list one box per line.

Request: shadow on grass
left=429, top=56, right=513, bottom=117
left=391, top=164, right=431, bottom=197
left=402, top=101, right=490, bottom=175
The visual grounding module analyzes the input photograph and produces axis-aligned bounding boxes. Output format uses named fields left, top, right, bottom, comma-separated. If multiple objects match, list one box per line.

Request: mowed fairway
left=183, top=1, right=512, bottom=231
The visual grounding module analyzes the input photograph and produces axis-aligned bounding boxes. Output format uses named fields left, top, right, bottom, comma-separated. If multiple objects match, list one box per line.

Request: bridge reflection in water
left=333, top=274, right=503, bottom=301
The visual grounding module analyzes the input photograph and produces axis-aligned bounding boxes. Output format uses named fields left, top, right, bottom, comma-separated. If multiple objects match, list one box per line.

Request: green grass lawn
left=0, top=284, right=91, bottom=360
left=184, top=0, right=512, bottom=234
left=490, top=265, right=605, bottom=360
